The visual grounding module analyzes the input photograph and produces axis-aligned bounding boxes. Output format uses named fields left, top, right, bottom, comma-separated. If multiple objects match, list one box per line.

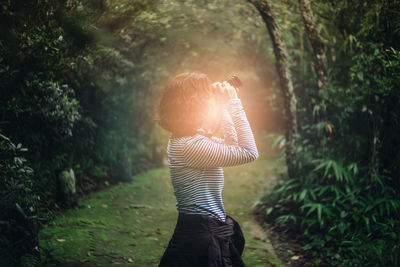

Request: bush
left=0, top=133, right=44, bottom=266
left=259, top=152, right=400, bottom=266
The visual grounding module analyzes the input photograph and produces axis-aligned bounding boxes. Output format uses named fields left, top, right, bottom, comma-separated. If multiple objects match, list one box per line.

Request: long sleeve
left=210, top=107, right=238, bottom=146
left=182, top=98, right=258, bottom=169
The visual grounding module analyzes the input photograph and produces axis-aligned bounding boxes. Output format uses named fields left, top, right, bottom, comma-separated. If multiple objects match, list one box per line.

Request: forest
left=1, top=0, right=399, bottom=266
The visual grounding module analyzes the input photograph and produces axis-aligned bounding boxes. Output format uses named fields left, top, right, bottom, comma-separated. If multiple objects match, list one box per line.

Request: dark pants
left=159, top=213, right=246, bottom=267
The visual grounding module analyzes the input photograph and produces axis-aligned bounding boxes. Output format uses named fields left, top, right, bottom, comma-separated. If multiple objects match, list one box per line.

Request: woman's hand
left=212, top=81, right=238, bottom=101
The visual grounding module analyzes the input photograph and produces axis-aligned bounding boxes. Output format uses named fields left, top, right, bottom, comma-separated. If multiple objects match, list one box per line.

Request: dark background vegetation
left=0, top=0, right=399, bottom=266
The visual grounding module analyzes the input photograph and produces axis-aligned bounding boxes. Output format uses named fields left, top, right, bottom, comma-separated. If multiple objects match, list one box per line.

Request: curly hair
left=156, top=72, right=218, bottom=137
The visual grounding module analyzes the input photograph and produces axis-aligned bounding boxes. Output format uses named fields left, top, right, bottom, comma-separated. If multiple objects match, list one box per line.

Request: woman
left=156, top=72, right=258, bottom=267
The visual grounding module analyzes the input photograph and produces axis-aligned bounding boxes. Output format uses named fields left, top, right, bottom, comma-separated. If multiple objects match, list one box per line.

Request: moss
left=40, top=150, right=285, bottom=266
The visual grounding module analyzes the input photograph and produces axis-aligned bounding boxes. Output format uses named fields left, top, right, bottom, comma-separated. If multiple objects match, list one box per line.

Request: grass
left=39, top=134, right=286, bottom=266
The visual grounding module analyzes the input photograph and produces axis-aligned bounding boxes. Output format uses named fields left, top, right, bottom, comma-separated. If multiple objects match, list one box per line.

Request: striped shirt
left=167, top=98, right=258, bottom=222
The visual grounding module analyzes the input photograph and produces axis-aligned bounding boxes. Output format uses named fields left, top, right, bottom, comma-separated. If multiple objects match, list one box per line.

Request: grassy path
left=39, top=136, right=285, bottom=266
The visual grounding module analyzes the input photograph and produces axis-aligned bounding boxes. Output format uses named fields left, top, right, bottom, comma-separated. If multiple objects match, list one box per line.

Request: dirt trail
left=39, top=135, right=285, bottom=266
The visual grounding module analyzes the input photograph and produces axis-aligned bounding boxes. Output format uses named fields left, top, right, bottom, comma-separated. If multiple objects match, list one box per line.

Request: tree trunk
left=298, top=0, right=328, bottom=155
left=298, top=0, right=328, bottom=100
left=248, top=0, right=298, bottom=178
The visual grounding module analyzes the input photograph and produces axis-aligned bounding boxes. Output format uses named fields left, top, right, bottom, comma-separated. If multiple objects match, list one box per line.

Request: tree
left=298, top=0, right=329, bottom=153
left=298, top=0, right=328, bottom=99
left=248, top=0, right=298, bottom=178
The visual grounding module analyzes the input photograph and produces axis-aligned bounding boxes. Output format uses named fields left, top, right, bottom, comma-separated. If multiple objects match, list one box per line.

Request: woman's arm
left=182, top=98, right=258, bottom=168
left=210, top=107, right=238, bottom=146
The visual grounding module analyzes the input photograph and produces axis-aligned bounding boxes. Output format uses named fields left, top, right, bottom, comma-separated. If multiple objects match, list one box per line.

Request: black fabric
left=159, top=213, right=246, bottom=267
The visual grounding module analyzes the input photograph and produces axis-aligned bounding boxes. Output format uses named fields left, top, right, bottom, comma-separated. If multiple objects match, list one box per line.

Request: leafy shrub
left=259, top=151, right=400, bottom=266
left=0, top=133, right=43, bottom=266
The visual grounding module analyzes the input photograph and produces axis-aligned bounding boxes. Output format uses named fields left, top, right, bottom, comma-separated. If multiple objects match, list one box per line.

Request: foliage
left=261, top=154, right=399, bottom=266
left=0, top=133, right=43, bottom=266
left=257, top=0, right=400, bottom=265
left=2, top=0, right=398, bottom=265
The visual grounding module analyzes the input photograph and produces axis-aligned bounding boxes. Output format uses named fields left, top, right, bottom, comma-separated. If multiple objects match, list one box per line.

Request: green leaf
left=266, top=207, right=273, bottom=215
left=317, top=204, right=322, bottom=225
left=15, top=203, right=27, bottom=219
left=299, top=189, right=307, bottom=201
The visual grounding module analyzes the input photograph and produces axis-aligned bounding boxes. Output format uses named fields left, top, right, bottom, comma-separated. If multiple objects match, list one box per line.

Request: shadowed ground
left=39, top=134, right=285, bottom=266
